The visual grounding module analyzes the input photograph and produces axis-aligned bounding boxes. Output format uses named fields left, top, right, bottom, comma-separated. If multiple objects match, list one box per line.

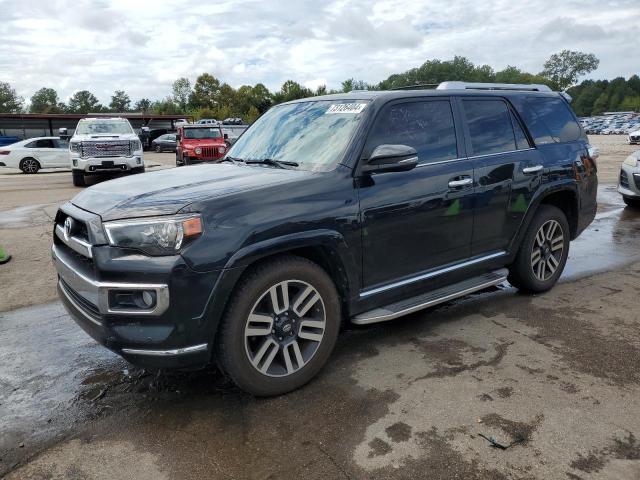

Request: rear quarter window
left=523, top=96, right=582, bottom=145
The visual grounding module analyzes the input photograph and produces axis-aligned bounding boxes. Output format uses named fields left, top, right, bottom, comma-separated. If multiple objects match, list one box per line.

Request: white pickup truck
left=69, top=117, right=144, bottom=186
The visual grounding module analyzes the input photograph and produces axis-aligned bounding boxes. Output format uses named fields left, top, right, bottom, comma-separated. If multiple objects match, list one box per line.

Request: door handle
left=448, top=178, right=473, bottom=188
left=523, top=165, right=543, bottom=174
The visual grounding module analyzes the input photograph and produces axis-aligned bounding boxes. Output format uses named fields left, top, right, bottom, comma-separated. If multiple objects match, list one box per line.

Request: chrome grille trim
left=80, top=141, right=132, bottom=158
left=55, top=224, right=93, bottom=258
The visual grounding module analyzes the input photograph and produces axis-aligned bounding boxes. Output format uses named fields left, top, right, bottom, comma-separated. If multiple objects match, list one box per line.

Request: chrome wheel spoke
left=298, top=319, right=325, bottom=342
left=531, top=249, right=542, bottom=268
left=292, top=287, right=320, bottom=317
left=245, top=313, right=273, bottom=337
left=551, top=235, right=564, bottom=251
left=269, top=282, right=289, bottom=314
left=547, top=254, right=559, bottom=274
left=251, top=338, right=280, bottom=373
left=535, top=229, right=546, bottom=247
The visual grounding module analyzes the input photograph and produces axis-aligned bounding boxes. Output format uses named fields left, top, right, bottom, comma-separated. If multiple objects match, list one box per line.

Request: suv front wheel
left=216, top=256, right=341, bottom=396
left=508, top=205, right=570, bottom=293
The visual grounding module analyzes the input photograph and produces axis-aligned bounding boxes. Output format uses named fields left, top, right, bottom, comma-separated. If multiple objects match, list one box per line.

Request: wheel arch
left=510, top=182, right=580, bottom=256
left=19, top=156, right=41, bottom=172
left=203, top=230, right=360, bottom=345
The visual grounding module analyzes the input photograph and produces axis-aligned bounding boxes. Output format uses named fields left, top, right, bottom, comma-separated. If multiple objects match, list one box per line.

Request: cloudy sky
left=1, top=0, right=639, bottom=105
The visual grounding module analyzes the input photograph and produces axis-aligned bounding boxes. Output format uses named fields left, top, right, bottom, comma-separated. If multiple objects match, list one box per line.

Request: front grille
left=80, top=141, right=131, bottom=158
left=635, top=174, right=640, bottom=190
left=200, top=146, right=218, bottom=158
left=57, top=240, right=93, bottom=267
left=630, top=135, right=640, bottom=142
left=60, top=279, right=101, bottom=320
left=620, top=170, right=630, bottom=189
left=55, top=211, right=89, bottom=243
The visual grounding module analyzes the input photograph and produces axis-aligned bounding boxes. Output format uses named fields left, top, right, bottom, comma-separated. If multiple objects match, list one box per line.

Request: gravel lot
left=1, top=137, right=640, bottom=479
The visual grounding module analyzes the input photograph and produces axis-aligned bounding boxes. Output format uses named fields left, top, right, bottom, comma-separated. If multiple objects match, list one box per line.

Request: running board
left=351, top=269, right=508, bottom=325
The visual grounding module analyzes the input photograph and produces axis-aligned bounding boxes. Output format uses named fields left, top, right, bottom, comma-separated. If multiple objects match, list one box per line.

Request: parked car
left=222, top=117, right=244, bottom=125
left=151, top=133, right=177, bottom=152
left=618, top=151, right=640, bottom=208
left=52, top=82, right=597, bottom=396
left=629, top=129, right=640, bottom=145
left=69, top=117, right=144, bottom=186
left=196, top=118, right=219, bottom=126
left=0, top=137, right=69, bottom=173
left=174, top=119, right=189, bottom=128
left=0, top=135, right=20, bottom=147
left=175, top=124, right=228, bottom=166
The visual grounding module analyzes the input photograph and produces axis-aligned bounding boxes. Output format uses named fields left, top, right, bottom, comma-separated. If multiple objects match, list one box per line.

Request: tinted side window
left=510, top=111, right=530, bottom=150
left=365, top=100, right=457, bottom=165
left=55, top=139, right=69, bottom=149
left=24, top=141, right=37, bottom=148
left=34, top=139, right=55, bottom=148
left=462, top=100, right=515, bottom=156
left=524, top=96, right=581, bottom=144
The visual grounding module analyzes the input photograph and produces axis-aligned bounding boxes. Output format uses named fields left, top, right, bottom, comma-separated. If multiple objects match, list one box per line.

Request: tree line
left=0, top=50, right=637, bottom=121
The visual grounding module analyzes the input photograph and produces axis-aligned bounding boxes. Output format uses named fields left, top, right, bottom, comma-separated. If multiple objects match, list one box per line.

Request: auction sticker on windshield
left=325, top=103, right=367, bottom=114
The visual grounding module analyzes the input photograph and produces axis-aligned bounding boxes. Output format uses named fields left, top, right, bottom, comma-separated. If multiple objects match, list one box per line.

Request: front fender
left=201, top=229, right=360, bottom=345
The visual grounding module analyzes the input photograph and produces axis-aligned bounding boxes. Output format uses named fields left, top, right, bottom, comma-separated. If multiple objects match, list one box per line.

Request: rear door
left=459, top=97, right=543, bottom=255
left=358, top=97, right=474, bottom=291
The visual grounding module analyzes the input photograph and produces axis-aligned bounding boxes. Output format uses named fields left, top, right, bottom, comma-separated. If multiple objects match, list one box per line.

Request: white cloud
left=0, top=0, right=637, bottom=105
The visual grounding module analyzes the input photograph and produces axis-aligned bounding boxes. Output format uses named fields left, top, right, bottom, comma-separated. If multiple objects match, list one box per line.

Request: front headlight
left=70, top=142, right=81, bottom=154
left=130, top=139, right=142, bottom=152
left=195, top=147, right=202, bottom=155
left=623, top=155, right=640, bottom=167
left=103, top=214, right=203, bottom=256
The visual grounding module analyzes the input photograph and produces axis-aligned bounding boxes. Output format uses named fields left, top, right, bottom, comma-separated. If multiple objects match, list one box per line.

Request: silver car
left=619, top=151, right=640, bottom=208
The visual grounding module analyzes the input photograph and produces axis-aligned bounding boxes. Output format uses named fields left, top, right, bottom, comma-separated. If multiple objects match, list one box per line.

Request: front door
left=357, top=98, right=474, bottom=291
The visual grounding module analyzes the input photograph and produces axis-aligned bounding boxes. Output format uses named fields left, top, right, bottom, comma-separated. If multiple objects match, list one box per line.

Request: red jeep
left=175, top=124, right=228, bottom=166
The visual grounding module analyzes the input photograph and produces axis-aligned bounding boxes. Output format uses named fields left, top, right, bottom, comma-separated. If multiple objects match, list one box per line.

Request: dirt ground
left=0, top=136, right=636, bottom=313
left=1, top=136, right=640, bottom=479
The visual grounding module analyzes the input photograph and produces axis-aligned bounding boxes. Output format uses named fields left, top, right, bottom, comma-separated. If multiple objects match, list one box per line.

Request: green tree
left=172, top=77, right=191, bottom=112
left=109, top=90, right=131, bottom=112
left=29, top=87, right=65, bottom=113
left=0, top=81, right=23, bottom=113
left=541, top=50, right=599, bottom=90
left=190, top=73, right=221, bottom=109
left=134, top=98, right=152, bottom=113
left=273, top=80, right=313, bottom=103
left=68, top=90, right=101, bottom=113
left=151, top=97, right=179, bottom=115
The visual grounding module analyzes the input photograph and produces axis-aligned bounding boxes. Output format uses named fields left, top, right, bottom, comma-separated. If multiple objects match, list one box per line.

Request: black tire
left=183, top=154, right=192, bottom=166
left=19, top=157, right=40, bottom=174
left=216, top=255, right=341, bottom=396
left=131, top=166, right=145, bottom=174
left=508, top=205, right=570, bottom=293
left=623, top=196, right=640, bottom=209
left=72, top=169, right=86, bottom=187
left=155, top=145, right=162, bottom=153
left=175, top=153, right=182, bottom=167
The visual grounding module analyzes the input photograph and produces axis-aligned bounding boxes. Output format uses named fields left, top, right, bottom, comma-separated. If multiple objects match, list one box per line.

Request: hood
left=71, top=133, right=139, bottom=142
left=71, top=163, right=311, bottom=221
left=181, top=138, right=225, bottom=146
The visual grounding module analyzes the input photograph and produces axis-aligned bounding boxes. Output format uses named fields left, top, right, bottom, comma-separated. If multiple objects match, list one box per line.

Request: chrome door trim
left=359, top=251, right=507, bottom=298
left=121, top=344, right=208, bottom=356
left=467, top=148, right=535, bottom=161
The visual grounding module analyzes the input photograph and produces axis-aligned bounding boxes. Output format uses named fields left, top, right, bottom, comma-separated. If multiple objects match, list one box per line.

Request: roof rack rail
left=392, top=83, right=439, bottom=91
left=437, top=81, right=553, bottom=92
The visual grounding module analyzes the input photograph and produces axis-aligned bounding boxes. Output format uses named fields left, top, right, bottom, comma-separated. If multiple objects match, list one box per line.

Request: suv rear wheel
left=216, top=255, right=341, bottom=396
left=508, top=205, right=570, bottom=293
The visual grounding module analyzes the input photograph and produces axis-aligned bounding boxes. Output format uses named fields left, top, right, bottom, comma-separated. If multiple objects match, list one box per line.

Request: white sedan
left=0, top=137, right=70, bottom=174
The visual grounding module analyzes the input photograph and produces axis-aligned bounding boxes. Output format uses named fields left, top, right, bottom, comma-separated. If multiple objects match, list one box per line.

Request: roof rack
left=392, top=83, right=439, bottom=90
left=436, top=81, right=553, bottom=92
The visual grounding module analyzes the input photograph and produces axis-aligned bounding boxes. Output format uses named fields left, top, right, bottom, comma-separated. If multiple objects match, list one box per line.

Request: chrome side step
left=351, top=269, right=508, bottom=325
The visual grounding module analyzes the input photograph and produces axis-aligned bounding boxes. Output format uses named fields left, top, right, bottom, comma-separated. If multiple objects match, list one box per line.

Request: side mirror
left=58, top=127, right=68, bottom=138
left=223, top=133, right=229, bottom=139
left=361, top=144, right=418, bottom=174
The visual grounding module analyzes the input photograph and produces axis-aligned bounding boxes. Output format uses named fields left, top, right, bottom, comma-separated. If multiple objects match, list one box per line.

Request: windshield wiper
left=245, top=158, right=299, bottom=169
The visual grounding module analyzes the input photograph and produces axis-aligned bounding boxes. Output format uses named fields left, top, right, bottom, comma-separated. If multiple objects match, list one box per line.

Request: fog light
left=73, top=159, right=78, bottom=167
left=136, top=157, right=141, bottom=165
left=110, top=289, right=157, bottom=311
left=141, top=290, right=155, bottom=308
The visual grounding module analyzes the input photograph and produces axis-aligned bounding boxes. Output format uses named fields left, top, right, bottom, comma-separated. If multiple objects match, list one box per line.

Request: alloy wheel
left=22, top=158, right=39, bottom=173
left=244, top=280, right=326, bottom=377
left=530, top=219, right=564, bottom=281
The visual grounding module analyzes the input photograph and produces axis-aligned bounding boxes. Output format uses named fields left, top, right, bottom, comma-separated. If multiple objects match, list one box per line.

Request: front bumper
left=618, top=163, right=640, bottom=198
left=51, top=201, right=222, bottom=369
left=71, top=154, right=143, bottom=173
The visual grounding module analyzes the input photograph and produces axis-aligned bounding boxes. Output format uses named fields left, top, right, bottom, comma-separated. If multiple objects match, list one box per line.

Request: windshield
left=75, top=119, right=133, bottom=135
left=227, top=100, right=369, bottom=172
left=184, top=127, right=222, bottom=139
